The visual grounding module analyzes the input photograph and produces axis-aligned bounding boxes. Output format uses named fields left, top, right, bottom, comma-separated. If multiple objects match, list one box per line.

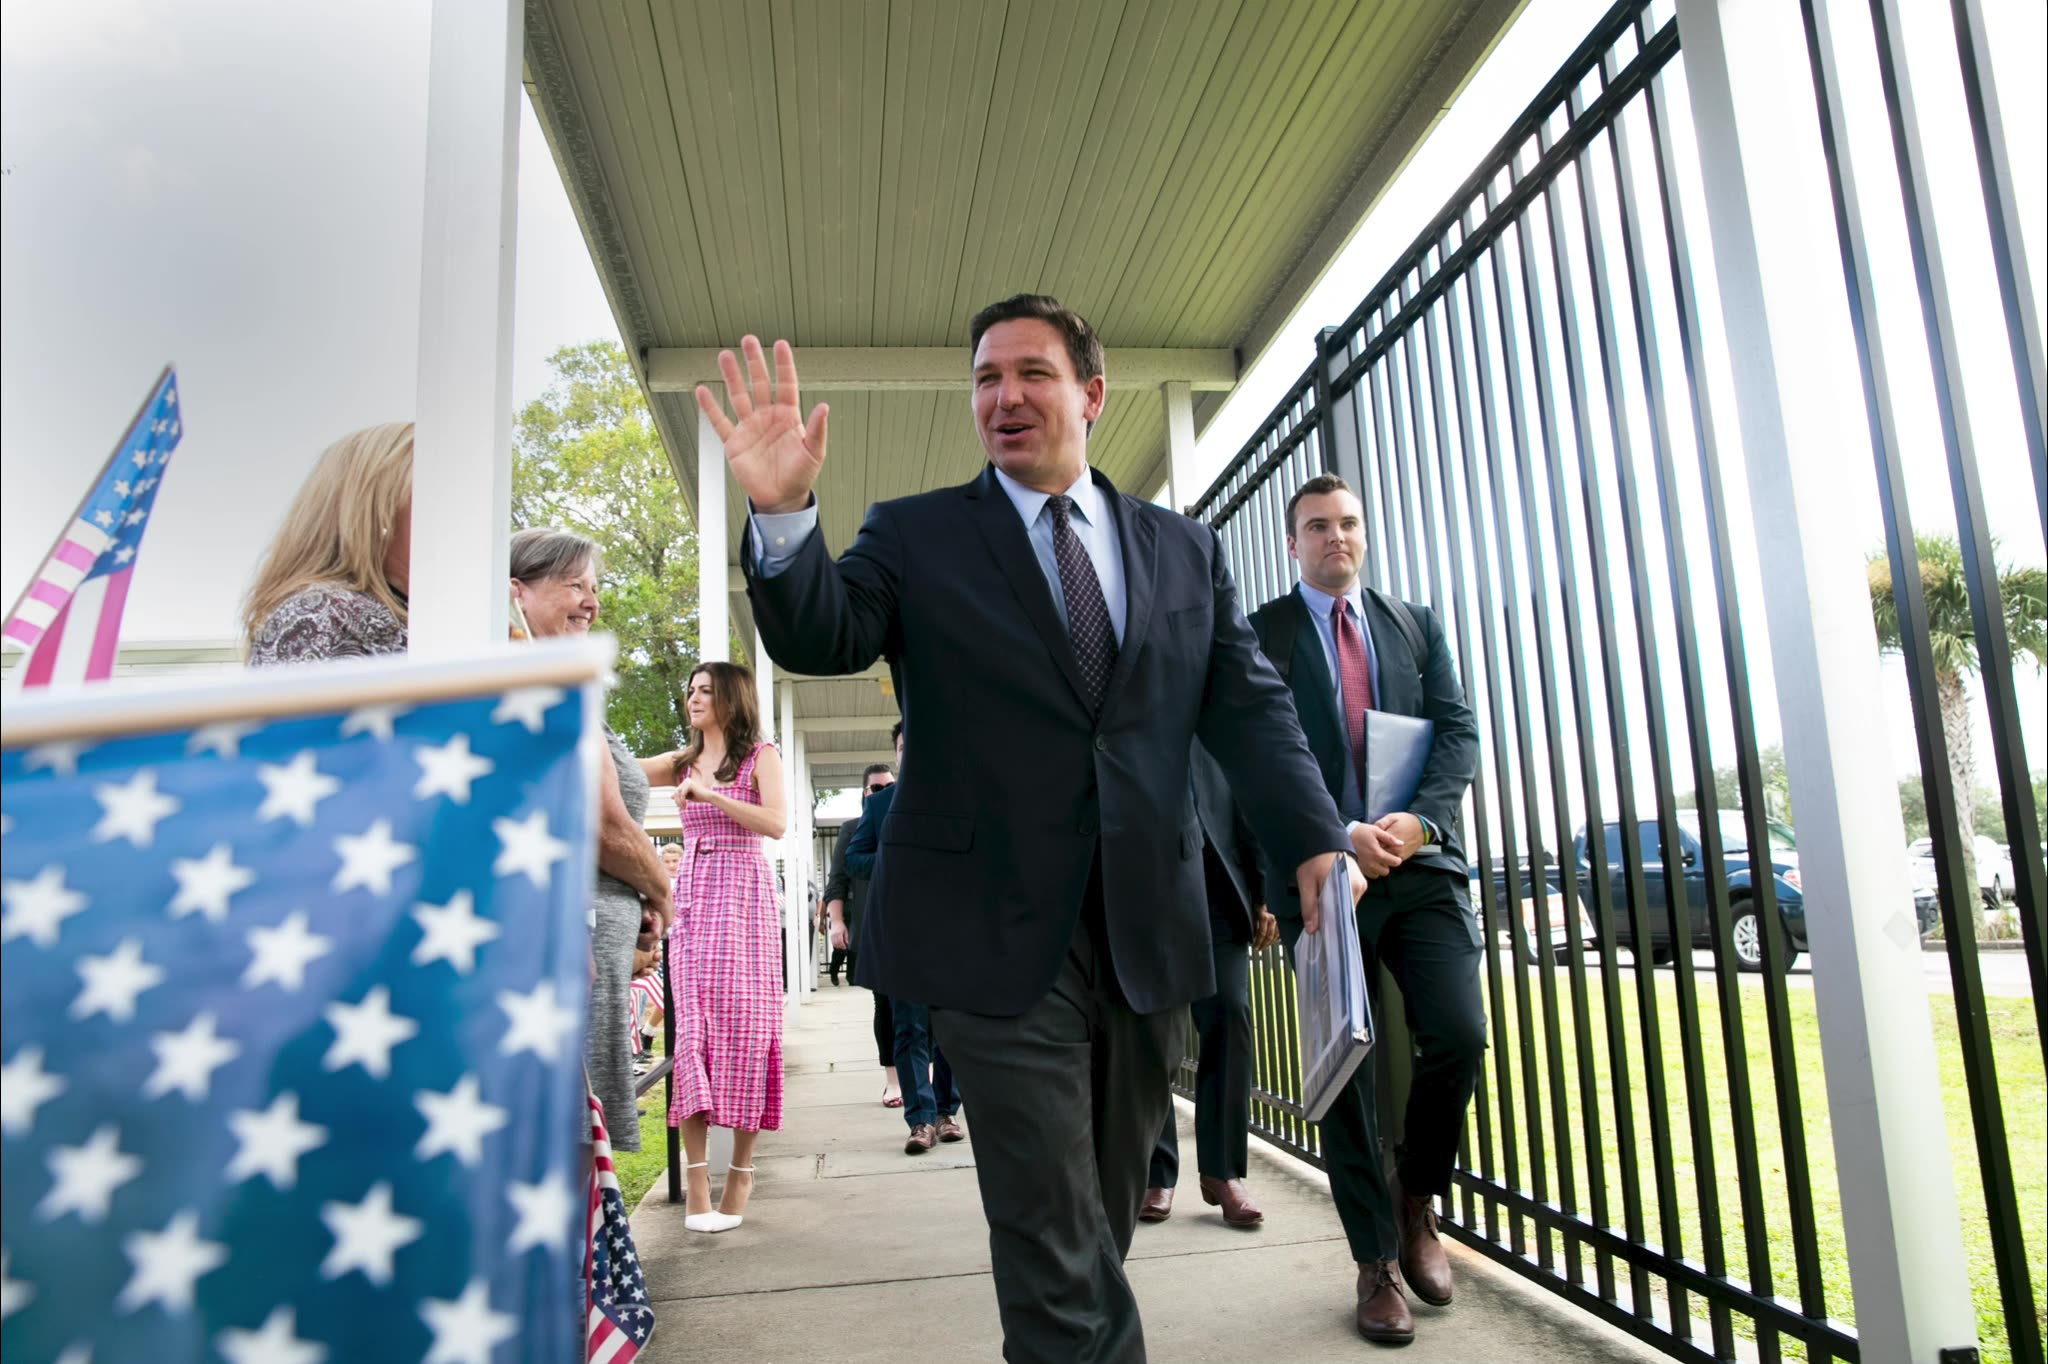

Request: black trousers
left=872, top=989, right=895, bottom=1068
left=1280, top=866, right=1485, bottom=1264
left=933, top=910, right=1184, bottom=1364
left=1148, top=918, right=1252, bottom=1188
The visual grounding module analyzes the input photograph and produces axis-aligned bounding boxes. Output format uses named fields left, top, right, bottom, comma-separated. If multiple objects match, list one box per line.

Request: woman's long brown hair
left=676, top=661, right=763, bottom=785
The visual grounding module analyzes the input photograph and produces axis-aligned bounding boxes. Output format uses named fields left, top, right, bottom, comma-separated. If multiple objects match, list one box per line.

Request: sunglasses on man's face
left=866, top=782, right=888, bottom=795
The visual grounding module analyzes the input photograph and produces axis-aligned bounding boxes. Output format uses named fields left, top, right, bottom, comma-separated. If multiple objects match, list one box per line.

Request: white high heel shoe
left=715, top=1165, right=756, bottom=1227
left=683, top=1161, right=742, bottom=1234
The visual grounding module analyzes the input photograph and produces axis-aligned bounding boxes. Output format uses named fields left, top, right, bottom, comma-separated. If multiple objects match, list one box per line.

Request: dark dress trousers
left=821, top=817, right=864, bottom=985
left=1150, top=743, right=1263, bottom=1189
left=1248, top=584, right=1487, bottom=1265
left=745, top=465, right=1347, bottom=1364
left=845, top=783, right=960, bottom=1129
left=822, top=811, right=892, bottom=1058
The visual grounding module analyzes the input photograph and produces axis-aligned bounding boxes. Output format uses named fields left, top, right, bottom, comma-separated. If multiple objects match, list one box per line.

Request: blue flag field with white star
left=0, top=646, right=608, bottom=1364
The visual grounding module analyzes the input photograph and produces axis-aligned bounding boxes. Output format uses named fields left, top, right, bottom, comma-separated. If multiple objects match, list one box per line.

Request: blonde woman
left=244, top=422, right=414, bottom=666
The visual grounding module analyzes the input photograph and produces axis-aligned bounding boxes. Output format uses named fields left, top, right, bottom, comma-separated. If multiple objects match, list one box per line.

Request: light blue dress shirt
left=748, top=466, right=1127, bottom=646
left=1295, top=580, right=1437, bottom=841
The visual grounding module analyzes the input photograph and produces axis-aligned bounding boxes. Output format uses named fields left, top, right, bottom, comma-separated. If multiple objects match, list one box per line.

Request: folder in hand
left=1364, top=710, right=1437, bottom=855
left=1294, top=857, right=1373, bottom=1124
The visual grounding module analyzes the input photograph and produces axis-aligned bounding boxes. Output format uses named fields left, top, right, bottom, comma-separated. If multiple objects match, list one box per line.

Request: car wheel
left=1649, top=945, right=1675, bottom=966
left=1992, top=875, right=2005, bottom=904
left=1730, top=899, right=1786, bottom=973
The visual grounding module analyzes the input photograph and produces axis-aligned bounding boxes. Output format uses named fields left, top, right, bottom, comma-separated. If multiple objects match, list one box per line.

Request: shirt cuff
left=749, top=498, right=818, bottom=577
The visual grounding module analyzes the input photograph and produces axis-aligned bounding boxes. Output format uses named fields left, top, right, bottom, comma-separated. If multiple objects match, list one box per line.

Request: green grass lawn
left=613, top=1042, right=673, bottom=1209
left=1449, top=958, right=2045, bottom=1363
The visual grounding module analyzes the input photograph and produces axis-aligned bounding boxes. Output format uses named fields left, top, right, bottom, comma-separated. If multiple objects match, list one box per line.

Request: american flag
left=3, top=367, right=183, bottom=687
left=584, top=1093, right=652, bottom=1362
left=0, top=656, right=601, bottom=1363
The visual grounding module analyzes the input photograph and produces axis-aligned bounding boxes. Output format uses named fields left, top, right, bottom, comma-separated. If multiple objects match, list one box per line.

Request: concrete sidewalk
left=631, top=984, right=1663, bottom=1363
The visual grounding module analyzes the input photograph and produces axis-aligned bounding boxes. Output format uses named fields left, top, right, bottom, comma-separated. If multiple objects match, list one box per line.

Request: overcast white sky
left=3, top=0, right=2041, bottom=813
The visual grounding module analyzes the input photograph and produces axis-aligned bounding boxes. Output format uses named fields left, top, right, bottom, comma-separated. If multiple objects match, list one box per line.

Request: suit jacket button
left=1093, top=735, right=1107, bottom=752
left=1077, top=819, right=1097, bottom=836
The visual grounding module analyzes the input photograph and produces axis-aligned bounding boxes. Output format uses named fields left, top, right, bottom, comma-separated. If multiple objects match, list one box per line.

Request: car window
left=1639, top=822, right=1665, bottom=865
left=1602, top=824, right=1624, bottom=866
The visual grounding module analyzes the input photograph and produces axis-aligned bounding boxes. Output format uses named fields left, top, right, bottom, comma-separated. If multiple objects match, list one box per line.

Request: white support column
left=780, top=680, right=808, bottom=999
left=1160, top=380, right=1199, bottom=514
left=1673, top=2, right=1975, bottom=1358
left=408, top=0, right=521, bottom=657
left=696, top=406, right=730, bottom=663
left=755, top=626, right=777, bottom=747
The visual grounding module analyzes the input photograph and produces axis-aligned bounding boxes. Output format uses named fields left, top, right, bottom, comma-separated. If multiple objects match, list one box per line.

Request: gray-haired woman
left=510, top=527, right=675, bottom=1151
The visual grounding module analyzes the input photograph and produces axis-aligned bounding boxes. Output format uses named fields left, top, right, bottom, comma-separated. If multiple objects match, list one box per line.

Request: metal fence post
left=1672, top=1, right=1977, bottom=1358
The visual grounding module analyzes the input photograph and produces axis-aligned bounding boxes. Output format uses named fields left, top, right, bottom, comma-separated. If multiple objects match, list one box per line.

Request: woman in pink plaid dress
left=666, top=661, right=787, bottom=1233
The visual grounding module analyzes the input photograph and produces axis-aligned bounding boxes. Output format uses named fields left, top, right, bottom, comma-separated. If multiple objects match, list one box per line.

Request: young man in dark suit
left=1138, top=741, right=1276, bottom=1227
left=1247, top=473, right=1484, bottom=1346
left=845, top=725, right=964, bottom=1153
left=821, top=761, right=892, bottom=985
left=707, top=296, right=1360, bottom=1364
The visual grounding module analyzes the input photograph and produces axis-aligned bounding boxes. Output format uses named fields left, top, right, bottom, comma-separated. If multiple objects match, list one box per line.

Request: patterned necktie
left=1047, top=494, right=1118, bottom=713
left=1333, top=597, right=1375, bottom=793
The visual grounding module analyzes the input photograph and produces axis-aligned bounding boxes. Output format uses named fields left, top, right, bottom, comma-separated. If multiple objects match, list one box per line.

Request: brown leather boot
left=1197, top=1175, right=1264, bottom=1226
left=1355, top=1260, right=1414, bottom=1344
left=1392, top=1176, right=1452, bottom=1307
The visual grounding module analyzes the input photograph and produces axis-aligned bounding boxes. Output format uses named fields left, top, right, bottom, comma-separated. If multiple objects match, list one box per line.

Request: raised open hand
left=696, top=336, right=828, bottom=515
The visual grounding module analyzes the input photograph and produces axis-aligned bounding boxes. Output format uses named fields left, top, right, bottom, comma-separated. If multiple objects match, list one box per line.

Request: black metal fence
left=1180, top=0, right=2043, bottom=1360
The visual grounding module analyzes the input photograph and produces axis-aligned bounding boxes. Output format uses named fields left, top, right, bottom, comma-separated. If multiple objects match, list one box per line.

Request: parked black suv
left=1572, top=810, right=1806, bottom=973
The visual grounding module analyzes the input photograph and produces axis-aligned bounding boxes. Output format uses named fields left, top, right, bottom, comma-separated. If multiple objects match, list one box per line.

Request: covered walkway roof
left=523, top=0, right=1525, bottom=786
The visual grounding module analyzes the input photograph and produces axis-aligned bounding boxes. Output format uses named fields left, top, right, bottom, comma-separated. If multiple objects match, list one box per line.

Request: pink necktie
left=1333, top=599, right=1375, bottom=793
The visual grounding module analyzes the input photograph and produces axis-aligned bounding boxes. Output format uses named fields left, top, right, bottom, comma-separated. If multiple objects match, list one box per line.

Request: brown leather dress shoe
left=937, top=1115, right=965, bottom=1143
left=1197, top=1175, right=1264, bottom=1227
left=1356, top=1261, right=1414, bottom=1344
left=904, top=1123, right=937, bottom=1154
left=1392, top=1178, right=1452, bottom=1307
left=1138, top=1187, right=1174, bottom=1222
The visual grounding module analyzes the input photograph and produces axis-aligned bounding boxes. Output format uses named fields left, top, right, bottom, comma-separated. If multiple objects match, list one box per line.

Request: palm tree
left=1868, top=533, right=2047, bottom=915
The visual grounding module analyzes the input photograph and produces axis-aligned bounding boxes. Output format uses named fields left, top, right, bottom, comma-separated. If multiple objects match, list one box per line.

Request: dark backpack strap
left=1362, top=586, right=1429, bottom=683
left=1256, top=598, right=1299, bottom=684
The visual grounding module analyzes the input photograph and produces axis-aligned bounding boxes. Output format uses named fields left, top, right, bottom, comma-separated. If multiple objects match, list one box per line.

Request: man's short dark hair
left=968, top=294, right=1105, bottom=385
left=890, top=721, right=903, bottom=744
left=1286, top=473, right=1361, bottom=537
left=861, top=763, right=893, bottom=782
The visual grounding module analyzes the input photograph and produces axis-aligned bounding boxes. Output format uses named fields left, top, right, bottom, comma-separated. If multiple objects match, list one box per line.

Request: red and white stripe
left=6, top=520, right=131, bottom=689
left=583, top=1092, right=639, bottom=1364
left=4, top=519, right=112, bottom=649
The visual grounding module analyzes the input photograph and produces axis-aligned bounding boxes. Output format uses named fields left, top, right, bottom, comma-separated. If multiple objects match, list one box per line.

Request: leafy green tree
left=1897, top=778, right=1929, bottom=841
left=1868, top=533, right=2047, bottom=900
left=512, top=340, right=703, bottom=755
left=1677, top=743, right=1791, bottom=821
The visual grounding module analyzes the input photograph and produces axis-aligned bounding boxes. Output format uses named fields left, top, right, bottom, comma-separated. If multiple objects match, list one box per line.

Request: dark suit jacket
left=1191, top=741, right=1262, bottom=940
left=843, top=782, right=891, bottom=882
left=743, top=464, right=1348, bottom=1016
left=820, top=816, right=869, bottom=925
left=1247, top=584, right=1478, bottom=916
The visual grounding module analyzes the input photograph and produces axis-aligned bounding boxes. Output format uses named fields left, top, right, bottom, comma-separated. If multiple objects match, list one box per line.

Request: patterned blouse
left=247, top=583, right=407, bottom=667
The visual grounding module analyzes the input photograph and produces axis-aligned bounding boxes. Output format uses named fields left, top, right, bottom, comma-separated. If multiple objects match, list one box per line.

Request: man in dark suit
left=823, top=758, right=902, bottom=1104
left=1138, top=742, right=1275, bottom=1227
left=704, top=296, right=1358, bottom=1364
left=845, top=732, right=966, bottom=1154
left=1247, top=472, right=1485, bottom=1346
left=822, top=761, right=893, bottom=985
